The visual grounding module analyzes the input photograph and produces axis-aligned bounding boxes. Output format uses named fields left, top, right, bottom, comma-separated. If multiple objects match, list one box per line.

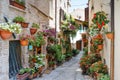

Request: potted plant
left=29, top=54, right=45, bottom=77
left=49, top=61, right=56, bottom=69
left=30, top=23, right=39, bottom=35
left=13, top=16, right=29, bottom=28
left=29, top=32, right=45, bottom=48
left=20, top=34, right=29, bottom=46
left=28, top=68, right=35, bottom=79
left=97, top=73, right=110, bottom=80
left=106, top=32, right=113, bottom=39
left=17, top=68, right=31, bottom=80
left=10, top=0, right=26, bottom=10
left=0, top=23, right=22, bottom=40
left=89, top=61, right=108, bottom=78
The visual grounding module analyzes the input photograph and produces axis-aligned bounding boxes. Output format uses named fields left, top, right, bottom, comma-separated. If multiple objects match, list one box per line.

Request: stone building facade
left=0, top=0, right=70, bottom=80
left=0, top=0, right=51, bottom=79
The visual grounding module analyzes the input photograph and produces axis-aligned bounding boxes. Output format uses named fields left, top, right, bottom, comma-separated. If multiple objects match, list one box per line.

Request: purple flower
left=69, top=25, right=75, bottom=30
left=43, top=28, right=56, bottom=37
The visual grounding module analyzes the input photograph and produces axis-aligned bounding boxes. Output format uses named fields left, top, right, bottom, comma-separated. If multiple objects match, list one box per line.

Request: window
left=9, top=0, right=26, bottom=10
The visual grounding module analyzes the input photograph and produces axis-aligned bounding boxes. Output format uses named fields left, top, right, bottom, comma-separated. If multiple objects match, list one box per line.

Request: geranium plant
left=92, top=11, right=109, bottom=30
left=89, top=61, right=108, bottom=77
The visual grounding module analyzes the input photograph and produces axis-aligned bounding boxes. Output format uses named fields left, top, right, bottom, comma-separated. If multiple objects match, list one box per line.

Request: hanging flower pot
left=20, top=40, right=28, bottom=46
left=106, top=32, right=113, bottom=39
left=98, top=44, right=103, bottom=50
left=0, top=30, right=12, bottom=40
left=30, top=28, right=37, bottom=35
left=21, top=22, right=29, bottom=28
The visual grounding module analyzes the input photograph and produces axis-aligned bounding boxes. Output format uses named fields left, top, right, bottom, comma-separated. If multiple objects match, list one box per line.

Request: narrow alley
left=34, top=52, right=93, bottom=80
left=0, top=0, right=120, bottom=80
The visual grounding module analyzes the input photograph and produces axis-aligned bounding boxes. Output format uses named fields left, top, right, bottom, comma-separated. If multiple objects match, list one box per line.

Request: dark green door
left=9, top=40, right=22, bottom=79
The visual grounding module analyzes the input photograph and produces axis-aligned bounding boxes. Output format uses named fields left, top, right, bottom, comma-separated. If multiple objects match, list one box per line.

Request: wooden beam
left=29, top=3, right=53, bottom=20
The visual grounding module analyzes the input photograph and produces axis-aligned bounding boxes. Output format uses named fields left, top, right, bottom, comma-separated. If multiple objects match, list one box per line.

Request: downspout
left=110, top=0, right=114, bottom=80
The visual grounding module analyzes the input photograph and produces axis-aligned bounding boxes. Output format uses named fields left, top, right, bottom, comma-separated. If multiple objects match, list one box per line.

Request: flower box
left=17, top=73, right=30, bottom=80
left=10, top=1, right=26, bottom=10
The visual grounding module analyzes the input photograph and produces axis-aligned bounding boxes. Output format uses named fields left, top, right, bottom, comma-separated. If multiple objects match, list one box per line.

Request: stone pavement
left=34, top=51, right=93, bottom=80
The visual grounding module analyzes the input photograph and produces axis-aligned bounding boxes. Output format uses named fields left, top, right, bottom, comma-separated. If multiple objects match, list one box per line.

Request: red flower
left=93, top=14, right=96, bottom=18
left=102, top=21, right=105, bottom=26
left=97, top=23, right=102, bottom=29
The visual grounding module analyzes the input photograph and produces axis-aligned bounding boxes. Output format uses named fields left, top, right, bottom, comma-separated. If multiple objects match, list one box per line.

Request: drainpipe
left=110, top=0, right=114, bottom=80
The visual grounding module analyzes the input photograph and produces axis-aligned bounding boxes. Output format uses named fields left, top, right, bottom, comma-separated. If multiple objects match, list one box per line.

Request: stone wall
left=0, top=0, right=51, bottom=80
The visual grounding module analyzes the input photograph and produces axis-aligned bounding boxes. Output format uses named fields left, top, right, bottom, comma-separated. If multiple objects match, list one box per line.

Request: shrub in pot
left=13, top=16, right=29, bottom=28
left=30, top=23, right=39, bottom=35
left=80, top=54, right=101, bottom=75
left=72, top=49, right=79, bottom=56
left=89, top=61, right=108, bottom=78
left=97, top=73, right=110, bottom=80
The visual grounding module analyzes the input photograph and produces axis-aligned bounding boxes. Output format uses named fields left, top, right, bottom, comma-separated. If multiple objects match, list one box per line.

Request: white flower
left=0, top=22, right=22, bottom=34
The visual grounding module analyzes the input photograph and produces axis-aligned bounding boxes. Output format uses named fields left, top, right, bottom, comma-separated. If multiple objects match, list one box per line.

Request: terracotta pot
left=20, top=40, right=28, bottom=46
left=106, top=33, right=113, bottom=39
left=30, top=28, right=37, bottom=35
left=32, top=58, right=37, bottom=63
left=38, top=66, right=43, bottom=73
left=16, top=22, right=29, bottom=28
left=17, top=73, right=30, bottom=80
left=21, top=22, right=29, bottom=28
left=28, top=74, right=33, bottom=79
left=33, top=73, right=38, bottom=78
left=10, top=1, right=25, bottom=10
left=0, top=30, right=12, bottom=40
left=98, top=44, right=103, bottom=50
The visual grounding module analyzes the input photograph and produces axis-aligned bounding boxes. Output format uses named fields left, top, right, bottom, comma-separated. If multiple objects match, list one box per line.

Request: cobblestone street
left=34, top=51, right=93, bottom=80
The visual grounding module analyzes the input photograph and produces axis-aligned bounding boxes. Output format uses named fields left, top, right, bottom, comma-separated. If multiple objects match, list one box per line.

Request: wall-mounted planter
left=106, top=32, right=113, bottom=39
left=16, top=22, right=29, bottom=28
left=0, top=30, right=12, bottom=40
left=30, top=28, right=37, bottom=35
left=98, top=44, right=103, bottom=50
left=21, top=22, right=29, bottom=28
left=10, top=1, right=26, bottom=10
left=20, top=40, right=28, bottom=46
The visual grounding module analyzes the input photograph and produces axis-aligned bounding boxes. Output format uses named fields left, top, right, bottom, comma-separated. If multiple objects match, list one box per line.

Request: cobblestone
left=34, top=51, right=93, bottom=80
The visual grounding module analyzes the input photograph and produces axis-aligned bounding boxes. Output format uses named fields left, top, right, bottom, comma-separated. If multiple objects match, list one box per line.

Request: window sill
left=9, top=5, right=26, bottom=13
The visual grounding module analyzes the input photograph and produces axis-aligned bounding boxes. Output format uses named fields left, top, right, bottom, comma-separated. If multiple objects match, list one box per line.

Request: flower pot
left=33, top=73, right=38, bottom=78
left=0, top=30, right=12, bottom=40
left=106, top=33, right=113, bottom=39
left=30, top=28, right=37, bottom=35
left=32, top=58, right=37, bottom=63
left=17, top=73, right=30, bottom=80
left=10, top=1, right=25, bottom=10
left=38, top=66, right=43, bottom=73
left=20, top=40, right=28, bottom=46
left=28, top=74, right=33, bottom=79
left=15, top=22, right=29, bottom=28
left=98, top=44, right=103, bottom=50
left=21, top=22, right=29, bottom=28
